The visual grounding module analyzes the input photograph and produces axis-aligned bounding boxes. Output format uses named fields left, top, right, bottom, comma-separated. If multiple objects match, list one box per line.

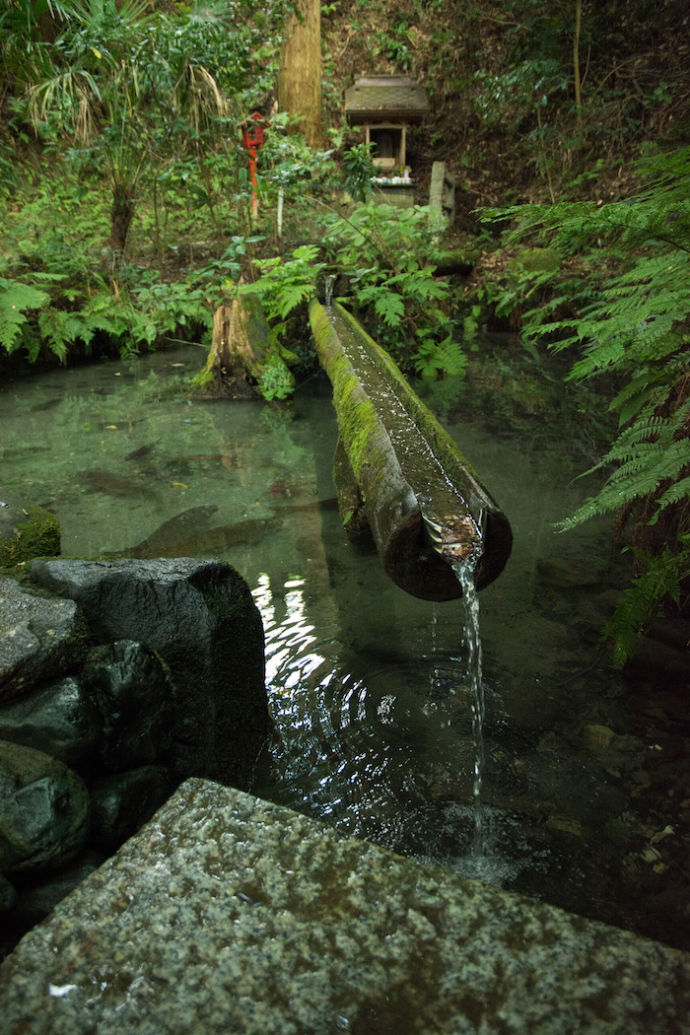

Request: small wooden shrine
left=345, top=75, right=429, bottom=204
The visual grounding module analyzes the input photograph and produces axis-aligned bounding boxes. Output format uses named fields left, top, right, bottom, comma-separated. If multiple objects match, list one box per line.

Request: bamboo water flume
left=308, top=299, right=512, bottom=601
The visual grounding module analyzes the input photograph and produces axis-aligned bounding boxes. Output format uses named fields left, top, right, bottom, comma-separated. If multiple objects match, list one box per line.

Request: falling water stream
left=454, top=556, right=487, bottom=865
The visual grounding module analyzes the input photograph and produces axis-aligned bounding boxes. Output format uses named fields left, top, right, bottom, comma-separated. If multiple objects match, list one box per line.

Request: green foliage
left=414, top=337, right=467, bottom=380
left=323, top=202, right=465, bottom=379
left=0, top=257, right=212, bottom=364
left=479, top=145, right=690, bottom=660
left=234, top=245, right=323, bottom=401
left=245, top=245, right=324, bottom=322
left=0, top=277, right=52, bottom=354
left=258, top=355, right=296, bottom=401
left=342, top=143, right=376, bottom=202
left=603, top=541, right=690, bottom=667
left=8, top=0, right=296, bottom=253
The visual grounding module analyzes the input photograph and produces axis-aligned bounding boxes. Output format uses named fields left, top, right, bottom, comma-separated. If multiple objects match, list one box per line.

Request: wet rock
left=0, top=577, right=88, bottom=704
left=11, top=851, right=103, bottom=929
left=0, top=677, right=100, bottom=766
left=627, top=634, right=690, bottom=684
left=0, top=740, right=89, bottom=875
left=82, top=641, right=173, bottom=770
left=30, top=558, right=269, bottom=785
left=0, top=491, right=60, bottom=568
left=89, top=766, right=172, bottom=852
left=2, top=779, right=689, bottom=1034
left=0, top=873, right=17, bottom=912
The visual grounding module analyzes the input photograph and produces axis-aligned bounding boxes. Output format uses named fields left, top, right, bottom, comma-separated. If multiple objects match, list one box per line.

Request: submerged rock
left=0, top=492, right=60, bottom=568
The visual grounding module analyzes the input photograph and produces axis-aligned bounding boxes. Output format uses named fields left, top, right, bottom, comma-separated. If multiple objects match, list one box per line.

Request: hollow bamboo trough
left=309, top=299, right=512, bottom=601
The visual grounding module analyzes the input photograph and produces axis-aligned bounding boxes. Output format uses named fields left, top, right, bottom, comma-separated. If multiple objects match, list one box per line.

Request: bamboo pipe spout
left=309, top=300, right=512, bottom=601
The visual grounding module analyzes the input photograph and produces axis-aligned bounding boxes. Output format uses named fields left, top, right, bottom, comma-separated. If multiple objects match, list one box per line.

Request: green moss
left=0, top=506, right=61, bottom=567
left=310, top=299, right=384, bottom=486
left=334, top=303, right=482, bottom=483
left=508, top=246, right=561, bottom=274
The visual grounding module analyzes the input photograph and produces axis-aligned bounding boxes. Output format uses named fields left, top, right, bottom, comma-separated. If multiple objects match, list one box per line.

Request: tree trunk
left=277, top=0, right=323, bottom=148
left=110, top=182, right=137, bottom=254
left=573, top=0, right=583, bottom=133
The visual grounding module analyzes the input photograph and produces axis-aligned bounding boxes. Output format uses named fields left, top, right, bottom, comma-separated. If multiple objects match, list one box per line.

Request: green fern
left=0, top=277, right=51, bottom=353
left=414, top=337, right=467, bottom=380
left=355, top=283, right=406, bottom=328
left=604, top=543, right=690, bottom=666
left=480, top=145, right=690, bottom=657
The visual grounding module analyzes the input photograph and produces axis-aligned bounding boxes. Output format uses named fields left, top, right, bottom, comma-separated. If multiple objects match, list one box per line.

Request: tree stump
left=198, top=297, right=271, bottom=399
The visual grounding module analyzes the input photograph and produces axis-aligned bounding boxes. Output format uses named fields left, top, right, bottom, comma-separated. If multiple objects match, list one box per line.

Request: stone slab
left=1, top=779, right=689, bottom=1034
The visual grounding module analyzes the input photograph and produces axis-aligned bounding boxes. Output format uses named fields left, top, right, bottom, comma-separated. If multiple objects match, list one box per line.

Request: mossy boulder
left=0, top=493, right=60, bottom=568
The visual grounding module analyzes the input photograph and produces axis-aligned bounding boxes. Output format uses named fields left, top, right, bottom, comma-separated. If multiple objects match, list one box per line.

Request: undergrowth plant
left=323, top=202, right=466, bottom=378
left=233, top=244, right=325, bottom=399
left=479, top=145, right=690, bottom=663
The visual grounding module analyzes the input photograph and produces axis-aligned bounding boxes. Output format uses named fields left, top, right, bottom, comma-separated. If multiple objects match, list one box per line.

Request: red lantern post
left=241, top=113, right=269, bottom=221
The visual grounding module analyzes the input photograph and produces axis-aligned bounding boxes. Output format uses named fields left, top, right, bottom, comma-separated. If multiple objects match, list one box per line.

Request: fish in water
left=120, top=506, right=281, bottom=558
left=80, top=470, right=159, bottom=500
left=119, top=499, right=338, bottom=559
left=124, top=444, right=154, bottom=462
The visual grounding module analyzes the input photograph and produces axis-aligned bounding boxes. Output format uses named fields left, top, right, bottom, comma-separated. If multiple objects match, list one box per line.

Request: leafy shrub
left=323, top=202, right=465, bottom=379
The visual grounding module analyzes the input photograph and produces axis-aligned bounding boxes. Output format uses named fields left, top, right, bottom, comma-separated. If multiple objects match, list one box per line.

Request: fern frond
left=654, top=476, right=690, bottom=514
left=414, top=338, right=466, bottom=379
left=0, top=278, right=51, bottom=353
left=274, top=282, right=314, bottom=320
left=604, top=545, right=689, bottom=666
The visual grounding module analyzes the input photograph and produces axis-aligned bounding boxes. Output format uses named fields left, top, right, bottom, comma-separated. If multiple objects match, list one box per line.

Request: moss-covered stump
left=194, top=295, right=294, bottom=401
left=0, top=493, right=60, bottom=568
left=308, top=299, right=512, bottom=600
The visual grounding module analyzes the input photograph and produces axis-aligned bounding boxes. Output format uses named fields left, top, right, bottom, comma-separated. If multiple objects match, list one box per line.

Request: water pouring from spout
left=324, top=274, right=337, bottom=307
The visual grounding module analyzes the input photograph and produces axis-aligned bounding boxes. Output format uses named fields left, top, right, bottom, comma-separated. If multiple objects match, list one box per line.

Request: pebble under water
left=1, top=338, right=686, bottom=949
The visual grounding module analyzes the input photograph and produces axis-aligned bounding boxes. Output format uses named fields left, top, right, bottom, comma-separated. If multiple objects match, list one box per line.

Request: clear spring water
left=1, top=339, right=640, bottom=927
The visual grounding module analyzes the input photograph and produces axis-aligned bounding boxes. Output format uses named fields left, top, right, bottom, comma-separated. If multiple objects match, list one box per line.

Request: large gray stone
left=0, top=677, right=100, bottom=766
left=30, top=559, right=269, bottom=785
left=1, top=780, right=688, bottom=1033
left=0, top=577, right=88, bottom=703
left=0, top=740, right=89, bottom=875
